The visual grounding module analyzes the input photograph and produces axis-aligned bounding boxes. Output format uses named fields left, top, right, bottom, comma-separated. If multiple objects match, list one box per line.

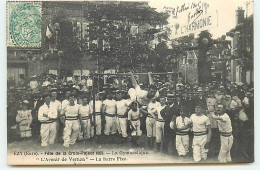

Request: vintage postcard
left=7, top=0, right=254, bottom=165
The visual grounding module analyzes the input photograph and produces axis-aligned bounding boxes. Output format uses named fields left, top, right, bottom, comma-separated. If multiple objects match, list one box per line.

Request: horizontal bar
left=93, top=72, right=177, bottom=75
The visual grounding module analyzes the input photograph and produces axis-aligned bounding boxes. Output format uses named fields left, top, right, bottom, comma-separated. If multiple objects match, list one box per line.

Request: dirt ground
left=7, top=133, right=221, bottom=165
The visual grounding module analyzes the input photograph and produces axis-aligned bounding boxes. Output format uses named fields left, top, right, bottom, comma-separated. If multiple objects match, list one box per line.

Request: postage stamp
left=7, top=1, right=42, bottom=48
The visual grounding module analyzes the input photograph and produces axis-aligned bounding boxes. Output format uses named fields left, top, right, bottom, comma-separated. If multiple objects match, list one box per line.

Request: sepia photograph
left=6, top=0, right=254, bottom=165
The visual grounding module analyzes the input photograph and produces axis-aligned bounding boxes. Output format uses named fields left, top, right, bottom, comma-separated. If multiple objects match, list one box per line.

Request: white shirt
left=61, top=99, right=77, bottom=110
left=87, top=79, right=93, bottom=87
left=50, top=100, right=61, bottom=114
left=79, top=104, right=90, bottom=118
left=229, top=100, right=238, bottom=110
left=216, top=113, right=232, bottom=133
left=30, top=81, right=38, bottom=89
left=157, top=104, right=166, bottom=120
left=63, top=104, right=80, bottom=117
left=242, top=97, right=249, bottom=106
left=89, top=100, right=103, bottom=114
left=128, top=108, right=140, bottom=121
left=190, top=114, right=211, bottom=132
left=103, top=99, right=117, bottom=114
left=128, top=85, right=159, bottom=106
left=176, top=116, right=191, bottom=132
left=116, top=100, right=128, bottom=115
left=38, top=103, right=57, bottom=122
left=147, top=101, right=160, bottom=117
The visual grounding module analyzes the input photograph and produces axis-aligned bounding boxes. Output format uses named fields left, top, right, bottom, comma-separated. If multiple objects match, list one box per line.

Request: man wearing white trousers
left=89, top=93, right=103, bottom=143
left=79, top=97, right=91, bottom=140
left=212, top=104, right=233, bottom=163
left=190, top=105, right=212, bottom=162
left=61, top=95, right=80, bottom=148
left=147, top=99, right=160, bottom=149
left=50, top=89, right=61, bottom=142
left=38, top=94, right=58, bottom=147
left=116, top=90, right=130, bottom=143
left=155, top=97, right=166, bottom=152
left=176, top=107, right=191, bottom=157
left=102, top=92, right=117, bottom=143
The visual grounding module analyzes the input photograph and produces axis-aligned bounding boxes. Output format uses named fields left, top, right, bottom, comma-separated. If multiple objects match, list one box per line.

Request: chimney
left=236, top=7, right=245, bottom=25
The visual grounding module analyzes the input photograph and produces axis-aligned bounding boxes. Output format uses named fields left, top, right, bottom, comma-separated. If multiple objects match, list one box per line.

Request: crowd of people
left=7, top=72, right=254, bottom=163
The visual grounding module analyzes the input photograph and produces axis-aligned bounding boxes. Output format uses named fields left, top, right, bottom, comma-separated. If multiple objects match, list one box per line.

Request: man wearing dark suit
left=185, top=92, right=195, bottom=117
left=174, top=94, right=183, bottom=114
left=194, top=89, right=207, bottom=111
left=30, top=92, right=45, bottom=139
left=161, top=94, right=178, bottom=155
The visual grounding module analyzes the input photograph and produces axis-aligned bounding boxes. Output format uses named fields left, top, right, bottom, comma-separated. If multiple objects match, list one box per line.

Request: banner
left=163, top=0, right=218, bottom=39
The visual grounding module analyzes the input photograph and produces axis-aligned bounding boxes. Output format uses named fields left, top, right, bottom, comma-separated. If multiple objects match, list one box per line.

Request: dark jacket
left=194, top=96, right=207, bottom=109
left=183, top=98, right=195, bottom=116
left=161, top=105, right=178, bottom=133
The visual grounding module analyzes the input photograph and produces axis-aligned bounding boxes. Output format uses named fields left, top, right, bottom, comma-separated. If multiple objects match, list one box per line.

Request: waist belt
left=82, top=116, right=90, bottom=120
left=131, top=118, right=140, bottom=121
left=105, top=114, right=115, bottom=117
left=157, top=119, right=165, bottom=122
left=220, top=132, right=232, bottom=137
left=176, top=131, right=189, bottom=136
left=91, top=112, right=101, bottom=116
left=118, top=115, right=127, bottom=118
left=193, top=131, right=207, bottom=136
left=42, top=120, right=54, bottom=124
left=66, top=117, right=78, bottom=120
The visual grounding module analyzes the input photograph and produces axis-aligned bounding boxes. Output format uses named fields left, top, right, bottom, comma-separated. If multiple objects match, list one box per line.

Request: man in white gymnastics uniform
left=38, top=94, right=58, bottom=147
left=79, top=97, right=91, bottom=140
left=102, top=92, right=117, bottom=143
left=61, top=94, right=80, bottom=148
left=116, top=90, right=130, bottom=142
left=190, top=104, right=212, bottom=162
left=212, top=104, right=233, bottom=163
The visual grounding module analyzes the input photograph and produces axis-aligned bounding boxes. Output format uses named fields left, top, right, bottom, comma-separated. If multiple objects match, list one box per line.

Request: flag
left=46, top=26, right=52, bottom=39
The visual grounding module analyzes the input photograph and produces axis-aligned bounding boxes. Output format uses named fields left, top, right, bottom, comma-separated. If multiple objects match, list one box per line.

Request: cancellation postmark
left=7, top=2, right=42, bottom=48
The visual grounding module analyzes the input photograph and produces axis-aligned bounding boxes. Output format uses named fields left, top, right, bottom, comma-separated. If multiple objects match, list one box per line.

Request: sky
left=148, top=0, right=254, bottom=39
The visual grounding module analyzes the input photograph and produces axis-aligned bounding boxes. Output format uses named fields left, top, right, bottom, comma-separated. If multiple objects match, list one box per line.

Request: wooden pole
left=92, top=74, right=96, bottom=137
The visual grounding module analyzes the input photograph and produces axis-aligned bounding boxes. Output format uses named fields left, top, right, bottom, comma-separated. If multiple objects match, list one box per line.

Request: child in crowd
left=176, top=107, right=191, bottom=157
left=128, top=101, right=142, bottom=147
left=16, top=100, right=32, bottom=139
